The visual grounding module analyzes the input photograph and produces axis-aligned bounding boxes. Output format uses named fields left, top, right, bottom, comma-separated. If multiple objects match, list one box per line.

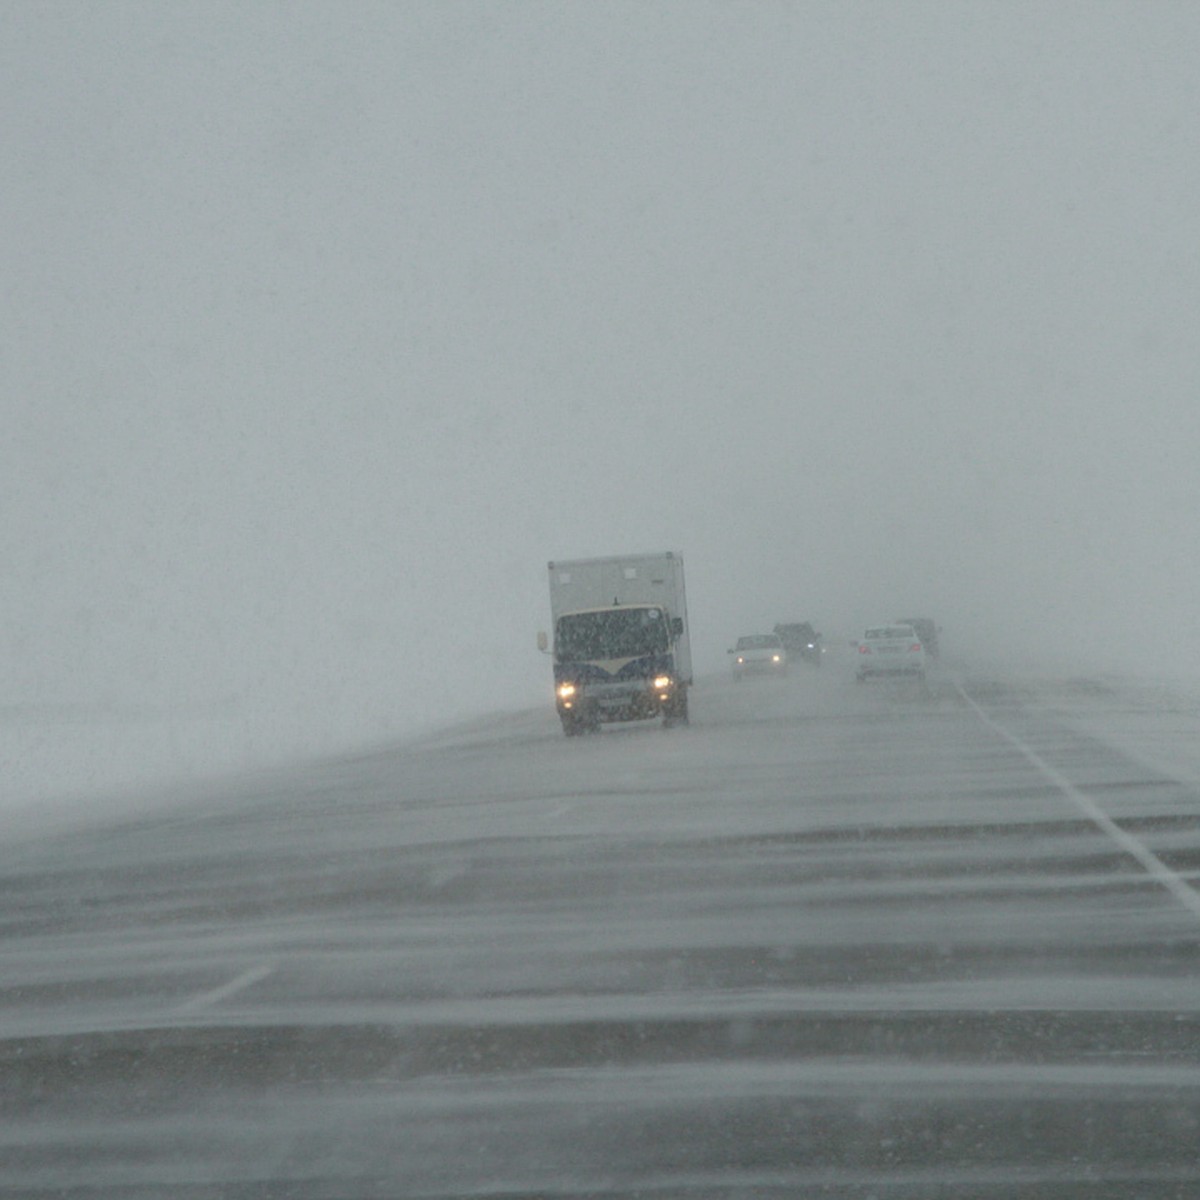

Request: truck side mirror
left=537, top=631, right=549, bottom=653
left=671, top=617, right=683, bottom=637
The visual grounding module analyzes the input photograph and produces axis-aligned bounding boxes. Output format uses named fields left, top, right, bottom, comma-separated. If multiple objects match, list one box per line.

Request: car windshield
left=866, top=627, right=915, bottom=640
left=556, top=607, right=669, bottom=661
left=737, top=635, right=782, bottom=649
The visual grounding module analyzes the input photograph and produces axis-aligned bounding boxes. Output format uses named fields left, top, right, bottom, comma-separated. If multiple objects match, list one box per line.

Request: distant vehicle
left=774, top=621, right=823, bottom=666
left=539, top=552, right=692, bottom=735
left=855, top=624, right=926, bottom=683
left=730, top=633, right=788, bottom=680
left=896, top=617, right=940, bottom=659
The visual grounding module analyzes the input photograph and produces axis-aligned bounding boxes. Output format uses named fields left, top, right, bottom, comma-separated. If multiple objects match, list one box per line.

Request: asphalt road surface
left=3, top=661, right=1199, bottom=1198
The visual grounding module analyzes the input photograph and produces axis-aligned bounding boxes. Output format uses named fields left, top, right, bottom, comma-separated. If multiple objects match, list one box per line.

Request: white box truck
left=538, top=552, right=693, bottom=735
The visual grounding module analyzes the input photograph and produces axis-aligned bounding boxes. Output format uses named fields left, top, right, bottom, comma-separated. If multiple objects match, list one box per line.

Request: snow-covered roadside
left=0, top=710, right=263, bottom=840
left=1018, top=674, right=1200, bottom=787
left=0, top=696, right=536, bottom=842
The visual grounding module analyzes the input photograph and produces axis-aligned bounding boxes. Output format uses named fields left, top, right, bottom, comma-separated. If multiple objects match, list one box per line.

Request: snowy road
left=2, top=664, right=1199, bottom=1197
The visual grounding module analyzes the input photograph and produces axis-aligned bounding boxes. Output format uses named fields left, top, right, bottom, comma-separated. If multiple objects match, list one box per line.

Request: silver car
left=730, top=633, right=788, bottom=680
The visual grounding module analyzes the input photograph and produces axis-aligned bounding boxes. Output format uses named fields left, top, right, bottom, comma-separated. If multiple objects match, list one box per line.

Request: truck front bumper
left=557, top=676, right=677, bottom=722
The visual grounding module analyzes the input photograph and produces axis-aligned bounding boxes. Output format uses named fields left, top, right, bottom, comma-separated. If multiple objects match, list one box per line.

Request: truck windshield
left=556, top=608, right=669, bottom=662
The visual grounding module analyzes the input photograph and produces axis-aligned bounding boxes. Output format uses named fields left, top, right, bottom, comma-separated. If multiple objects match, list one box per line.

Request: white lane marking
left=956, top=683, right=1200, bottom=923
left=179, top=964, right=274, bottom=1012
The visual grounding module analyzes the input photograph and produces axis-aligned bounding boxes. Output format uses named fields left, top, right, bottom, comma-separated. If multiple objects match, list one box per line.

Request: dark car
left=773, top=622, right=823, bottom=666
left=896, top=617, right=940, bottom=659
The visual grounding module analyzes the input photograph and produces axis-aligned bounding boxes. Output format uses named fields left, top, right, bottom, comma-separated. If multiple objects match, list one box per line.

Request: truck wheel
left=663, top=688, right=689, bottom=729
left=561, top=713, right=582, bottom=737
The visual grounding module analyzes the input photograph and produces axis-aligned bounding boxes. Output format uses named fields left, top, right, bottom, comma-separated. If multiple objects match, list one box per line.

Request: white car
left=855, top=624, right=926, bottom=682
left=730, top=634, right=788, bottom=680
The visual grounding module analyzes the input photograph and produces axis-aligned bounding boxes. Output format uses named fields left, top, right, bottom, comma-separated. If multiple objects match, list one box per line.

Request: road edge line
left=955, top=682, right=1200, bottom=923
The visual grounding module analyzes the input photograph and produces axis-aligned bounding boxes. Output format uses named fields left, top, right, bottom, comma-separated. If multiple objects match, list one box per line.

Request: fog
left=5, top=2, right=1199, bottom=811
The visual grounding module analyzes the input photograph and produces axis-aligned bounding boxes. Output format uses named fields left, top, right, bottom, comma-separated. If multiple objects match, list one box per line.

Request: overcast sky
left=4, top=1, right=1200, bottom=803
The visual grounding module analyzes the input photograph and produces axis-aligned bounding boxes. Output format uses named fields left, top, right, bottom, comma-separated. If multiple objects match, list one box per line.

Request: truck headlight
left=653, top=675, right=672, bottom=690
left=557, top=683, right=576, bottom=700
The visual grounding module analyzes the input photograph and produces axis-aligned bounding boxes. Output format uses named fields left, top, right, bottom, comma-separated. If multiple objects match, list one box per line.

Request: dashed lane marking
left=179, top=963, right=275, bottom=1013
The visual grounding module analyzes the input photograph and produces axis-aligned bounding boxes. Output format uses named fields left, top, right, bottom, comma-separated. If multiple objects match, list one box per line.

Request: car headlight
left=653, top=675, right=672, bottom=690
left=772, top=655, right=781, bottom=662
left=557, top=682, right=576, bottom=700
